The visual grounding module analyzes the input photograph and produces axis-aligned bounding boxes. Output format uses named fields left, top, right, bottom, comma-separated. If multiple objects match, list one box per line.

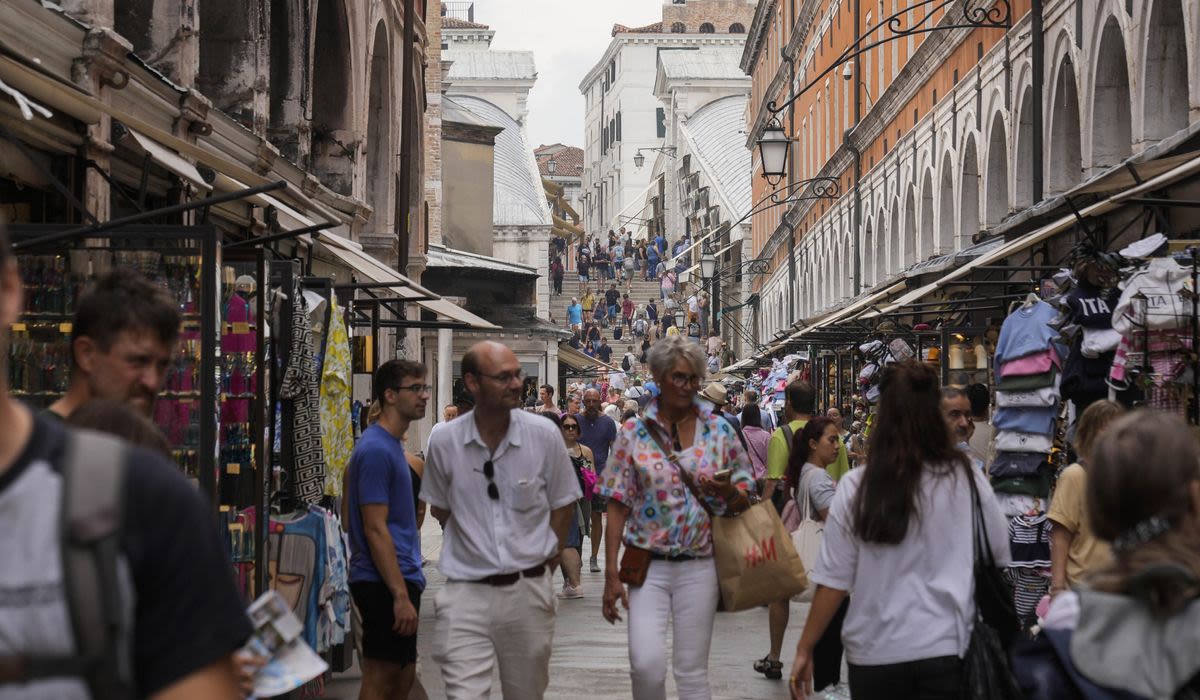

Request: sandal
left=753, top=656, right=783, bottom=680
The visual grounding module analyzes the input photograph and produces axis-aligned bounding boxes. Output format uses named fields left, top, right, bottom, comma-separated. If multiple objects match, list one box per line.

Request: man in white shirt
left=424, top=341, right=581, bottom=699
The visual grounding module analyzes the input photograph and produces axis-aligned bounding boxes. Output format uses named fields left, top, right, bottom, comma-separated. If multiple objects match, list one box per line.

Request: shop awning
left=122, top=128, right=212, bottom=192
left=862, top=148, right=1200, bottom=319
left=558, top=343, right=621, bottom=373
left=612, top=173, right=664, bottom=238
left=425, top=245, right=539, bottom=278
left=678, top=239, right=739, bottom=278
left=315, top=236, right=499, bottom=330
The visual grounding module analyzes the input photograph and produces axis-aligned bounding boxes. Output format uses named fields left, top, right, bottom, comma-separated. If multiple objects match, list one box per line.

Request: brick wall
left=662, top=0, right=755, bottom=33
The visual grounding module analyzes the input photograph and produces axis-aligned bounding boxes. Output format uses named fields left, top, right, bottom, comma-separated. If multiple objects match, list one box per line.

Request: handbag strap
left=641, top=418, right=715, bottom=518
left=964, top=467, right=995, bottom=569
left=797, top=467, right=817, bottom=522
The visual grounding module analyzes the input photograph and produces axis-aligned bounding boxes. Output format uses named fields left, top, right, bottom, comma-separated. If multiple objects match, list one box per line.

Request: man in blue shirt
left=567, top=297, right=583, bottom=332
left=347, top=359, right=430, bottom=699
left=576, top=388, right=617, bottom=572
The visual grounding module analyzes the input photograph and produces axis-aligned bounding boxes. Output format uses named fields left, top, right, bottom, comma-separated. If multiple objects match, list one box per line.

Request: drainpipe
left=851, top=0, right=862, bottom=296
left=787, top=51, right=798, bottom=322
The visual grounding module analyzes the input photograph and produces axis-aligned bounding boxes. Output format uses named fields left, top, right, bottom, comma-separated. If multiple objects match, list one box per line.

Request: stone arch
left=1014, top=84, right=1034, bottom=208
left=960, top=134, right=981, bottom=244
left=269, top=0, right=305, bottom=160
left=937, top=152, right=955, bottom=253
left=843, top=231, right=853, bottom=297
left=671, top=22, right=686, bottom=33
left=1141, top=0, right=1190, bottom=141
left=1047, top=53, right=1083, bottom=194
left=919, top=169, right=934, bottom=261
left=364, top=21, right=392, bottom=233
left=863, top=216, right=875, bottom=288
left=198, top=0, right=259, bottom=125
left=903, top=188, right=917, bottom=268
left=699, top=22, right=715, bottom=33
left=1091, top=17, right=1133, bottom=170
left=889, top=200, right=901, bottom=276
left=310, top=0, right=355, bottom=195
left=729, top=23, right=746, bottom=33
left=988, top=112, right=1008, bottom=225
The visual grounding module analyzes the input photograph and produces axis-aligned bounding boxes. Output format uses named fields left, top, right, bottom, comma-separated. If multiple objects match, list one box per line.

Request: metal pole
left=851, top=0, right=863, bottom=297
left=1031, top=0, right=1045, bottom=203
left=786, top=222, right=797, bottom=322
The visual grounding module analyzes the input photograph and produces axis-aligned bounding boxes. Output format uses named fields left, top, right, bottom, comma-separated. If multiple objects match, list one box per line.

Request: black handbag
left=962, top=473, right=1024, bottom=700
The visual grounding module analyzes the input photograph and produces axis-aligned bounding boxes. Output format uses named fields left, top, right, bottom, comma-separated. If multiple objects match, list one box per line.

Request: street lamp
left=633, top=146, right=678, bottom=169
left=673, top=306, right=686, bottom=330
left=699, top=243, right=717, bottom=281
left=633, top=151, right=645, bottom=169
left=547, top=159, right=557, bottom=175
left=756, top=121, right=791, bottom=185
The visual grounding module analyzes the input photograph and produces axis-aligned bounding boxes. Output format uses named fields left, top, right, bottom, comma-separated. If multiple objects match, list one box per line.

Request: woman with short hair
left=789, top=361, right=1010, bottom=700
left=601, top=335, right=756, bottom=700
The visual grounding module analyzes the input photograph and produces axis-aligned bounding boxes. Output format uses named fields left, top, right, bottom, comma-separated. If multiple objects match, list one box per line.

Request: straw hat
left=699, top=382, right=728, bottom=407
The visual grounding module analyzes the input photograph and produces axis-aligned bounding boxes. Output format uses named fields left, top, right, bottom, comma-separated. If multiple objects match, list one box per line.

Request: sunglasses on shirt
left=482, top=459, right=499, bottom=500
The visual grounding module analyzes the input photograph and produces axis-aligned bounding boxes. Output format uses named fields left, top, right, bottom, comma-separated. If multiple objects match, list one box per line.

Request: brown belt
left=466, top=564, right=548, bottom=587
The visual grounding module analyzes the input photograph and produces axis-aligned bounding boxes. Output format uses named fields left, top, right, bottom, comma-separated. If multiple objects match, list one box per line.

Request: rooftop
left=681, top=94, right=752, bottom=220
left=535, top=146, right=584, bottom=177
left=659, top=46, right=748, bottom=81
left=449, top=95, right=553, bottom=227
left=445, top=49, right=537, bottom=81
left=612, top=21, right=664, bottom=35
left=442, top=15, right=490, bottom=29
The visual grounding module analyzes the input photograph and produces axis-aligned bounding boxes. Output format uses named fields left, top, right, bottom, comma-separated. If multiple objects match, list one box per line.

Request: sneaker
left=819, top=684, right=851, bottom=699
left=556, top=585, right=584, bottom=599
left=589, top=557, right=601, bottom=572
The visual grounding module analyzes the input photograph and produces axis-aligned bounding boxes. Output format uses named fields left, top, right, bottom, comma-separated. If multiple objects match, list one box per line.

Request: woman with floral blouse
left=600, top=335, right=756, bottom=700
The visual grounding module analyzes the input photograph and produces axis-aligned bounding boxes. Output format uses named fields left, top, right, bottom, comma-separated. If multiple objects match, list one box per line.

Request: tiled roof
left=536, top=146, right=584, bottom=177
left=448, top=95, right=552, bottom=227
left=680, top=95, right=752, bottom=219
left=442, top=15, right=490, bottom=29
left=659, top=47, right=748, bottom=81
left=612, top=21, right=663, bottom=35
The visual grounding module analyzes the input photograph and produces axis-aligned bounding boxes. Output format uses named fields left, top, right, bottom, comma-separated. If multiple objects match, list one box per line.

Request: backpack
left=7, top=430, right=134, bottom=699
left=622, top=354, right=633, bottom=372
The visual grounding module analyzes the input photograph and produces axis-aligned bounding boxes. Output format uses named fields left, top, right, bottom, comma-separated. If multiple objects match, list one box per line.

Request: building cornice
left=740, top=0, right=778, bottom=74
left=743, top=0, right=822, bottom=150
left=579, top=35, right=749, bottom=93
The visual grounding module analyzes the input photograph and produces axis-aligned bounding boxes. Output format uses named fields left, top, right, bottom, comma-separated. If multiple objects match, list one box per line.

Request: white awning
left=679, top=240, right=739, bottom=278
left=611, top=173, right=664, bottom=239
left=213, top=174, right=318, bottom=235
left=315, top=237, right=499, bottom=330
left=123, top=128, right=212, bottom=192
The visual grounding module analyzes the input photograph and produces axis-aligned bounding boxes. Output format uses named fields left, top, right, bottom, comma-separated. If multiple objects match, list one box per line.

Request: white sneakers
left=556, top=584, right=584, bottom=599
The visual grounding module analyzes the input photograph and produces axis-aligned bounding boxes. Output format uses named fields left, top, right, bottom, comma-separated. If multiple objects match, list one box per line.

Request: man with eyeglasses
left=577, top=387, right=618, bottom=573
left=345, top=359, right=430, bottom=700
left=424, top=341, right=581, bottom=699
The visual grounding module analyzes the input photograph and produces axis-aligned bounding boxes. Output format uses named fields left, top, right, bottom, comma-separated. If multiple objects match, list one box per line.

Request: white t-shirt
left=423, top=410, right=582, bottom=580
left=811, top=465, right=1011, bottom=666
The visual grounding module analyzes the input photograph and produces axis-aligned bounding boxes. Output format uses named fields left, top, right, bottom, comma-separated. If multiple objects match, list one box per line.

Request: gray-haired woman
left=599, top=335, right=757, bottom=700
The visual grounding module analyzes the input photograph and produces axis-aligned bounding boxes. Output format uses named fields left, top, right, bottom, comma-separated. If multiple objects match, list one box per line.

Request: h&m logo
left=744, top=536, right=778, bottom=568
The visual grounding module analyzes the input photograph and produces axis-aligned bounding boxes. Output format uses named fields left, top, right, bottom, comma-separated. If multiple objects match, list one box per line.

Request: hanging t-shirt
left=1112, top=257, right=1193, bottom=335
left=993, top=430, right=1054, bottom=453
left=993, top=405, right=1058, bottom=436
left=999, top=349, right=1060, bottom=377
left=989, top=451, right=1049, bottom=479
left=320, top=293, right=353, bottom=497
left=995, top=301, right=1059, bottom=365
left=995, top=384, right=1060, bottom=408
left=1063, top=284, right=1119, bottom=329
left=997, top=368, right=1058, bottom=392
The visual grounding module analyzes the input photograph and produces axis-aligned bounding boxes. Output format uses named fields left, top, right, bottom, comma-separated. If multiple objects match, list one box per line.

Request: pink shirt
left=999, top=349, right=1061, bottom=378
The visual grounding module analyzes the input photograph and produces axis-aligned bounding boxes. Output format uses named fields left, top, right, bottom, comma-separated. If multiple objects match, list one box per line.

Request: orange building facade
left=741, top=0, right=1200, bottom=339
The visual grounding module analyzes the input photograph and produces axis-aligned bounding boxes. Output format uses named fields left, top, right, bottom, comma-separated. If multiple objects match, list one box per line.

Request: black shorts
left=351, top=580, right=423, bottom=666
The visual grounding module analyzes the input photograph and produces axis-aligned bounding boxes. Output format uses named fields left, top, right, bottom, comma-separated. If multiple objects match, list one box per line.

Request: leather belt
left=467, top=564, right=547, bottom=586
left=650, top=553, right=709, bottom=562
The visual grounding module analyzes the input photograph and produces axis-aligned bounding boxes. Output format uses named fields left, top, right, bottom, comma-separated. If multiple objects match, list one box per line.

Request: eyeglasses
left=474, top=370, right=526, bottom=385
left=393, top=383, right=433, bottom=394
left=482, top=459, right=499, bottom=500
left=667, top=372, right=702, bottom=388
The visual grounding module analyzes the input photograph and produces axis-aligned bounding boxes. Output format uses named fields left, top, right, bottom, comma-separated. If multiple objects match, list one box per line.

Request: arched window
left=699, top=23, right=715, bottom=33
left=729, top=23, right=746, bottom=33
left=671, top=22, right=686, bottom=33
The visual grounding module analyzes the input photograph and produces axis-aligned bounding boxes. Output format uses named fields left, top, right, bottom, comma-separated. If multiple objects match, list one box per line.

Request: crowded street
left=2, top=0, right=1200, bottom=698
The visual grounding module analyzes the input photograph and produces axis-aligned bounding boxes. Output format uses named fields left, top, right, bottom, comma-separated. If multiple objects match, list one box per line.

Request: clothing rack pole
left=1192, top=249, right=1198, bottom=424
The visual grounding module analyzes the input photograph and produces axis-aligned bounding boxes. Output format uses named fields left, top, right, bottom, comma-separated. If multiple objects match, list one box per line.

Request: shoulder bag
left=962, top=471, right=1024, bottom=699
left=631, top=419, right=807, bottom=611
left=790, top=467, right=824, bottom=603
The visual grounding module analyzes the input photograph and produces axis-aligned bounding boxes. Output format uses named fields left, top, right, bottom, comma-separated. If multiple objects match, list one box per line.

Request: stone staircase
left=549, top=270, right=668, bottom=336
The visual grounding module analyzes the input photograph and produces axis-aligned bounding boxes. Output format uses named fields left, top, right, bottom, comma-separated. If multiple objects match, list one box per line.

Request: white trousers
left=627, top=557, right=720, bottom=700
left=431, top=571, right=557, bottom=699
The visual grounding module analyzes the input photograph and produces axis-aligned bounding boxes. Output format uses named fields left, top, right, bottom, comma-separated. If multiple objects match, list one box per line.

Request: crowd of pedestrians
left=2, top=212, right=1197, bottom=700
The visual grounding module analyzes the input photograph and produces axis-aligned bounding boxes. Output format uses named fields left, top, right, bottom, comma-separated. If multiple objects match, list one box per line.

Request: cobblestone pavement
left=324, top=518, right=815, bottom=699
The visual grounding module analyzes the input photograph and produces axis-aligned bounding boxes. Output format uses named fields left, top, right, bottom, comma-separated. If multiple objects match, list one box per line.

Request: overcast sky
left=471, top=1, right=662, bottom=150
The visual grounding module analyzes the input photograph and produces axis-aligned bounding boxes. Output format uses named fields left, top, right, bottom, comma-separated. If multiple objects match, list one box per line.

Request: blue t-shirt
left=993, top=405, right=1059, bottom=436
left=575, top=412, right=618, bottom=470
left=995, top=301, right=1059, bottom=365
left=567, top=303, right=583, bottom=325
left=346, top=424, right=425, bottom=589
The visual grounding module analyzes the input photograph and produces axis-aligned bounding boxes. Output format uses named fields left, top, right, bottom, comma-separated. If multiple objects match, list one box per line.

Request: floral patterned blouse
left=599, top=397, right=755, bottom=556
